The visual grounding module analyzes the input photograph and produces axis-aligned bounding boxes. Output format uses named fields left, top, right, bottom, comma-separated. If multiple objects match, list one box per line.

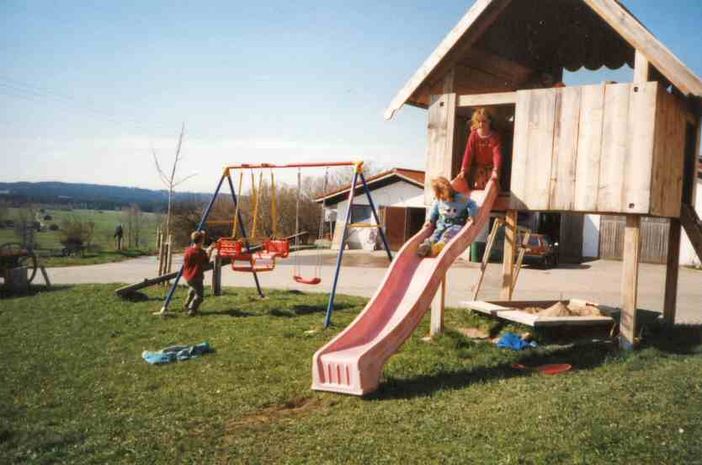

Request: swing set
left=158, top=161, right=393, bottom=327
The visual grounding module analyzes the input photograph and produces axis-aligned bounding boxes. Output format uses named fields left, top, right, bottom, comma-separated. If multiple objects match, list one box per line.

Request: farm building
left=385, top=0, right=702, bottom=348
left=583, top=160, right=702, bottom=266
left=315, top=168, right=426, bottom=251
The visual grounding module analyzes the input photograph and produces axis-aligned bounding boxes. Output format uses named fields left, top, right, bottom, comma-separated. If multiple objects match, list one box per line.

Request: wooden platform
left=461, top=299, right=617, bottom=327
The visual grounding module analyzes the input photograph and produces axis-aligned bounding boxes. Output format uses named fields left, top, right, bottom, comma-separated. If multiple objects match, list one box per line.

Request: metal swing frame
left=158, top=161, right=393, bottom=327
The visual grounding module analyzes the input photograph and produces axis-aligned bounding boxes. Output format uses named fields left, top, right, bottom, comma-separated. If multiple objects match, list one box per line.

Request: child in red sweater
left=459, top=107, right=502, bottom=190
left=182, top=231, right=214, bottom=316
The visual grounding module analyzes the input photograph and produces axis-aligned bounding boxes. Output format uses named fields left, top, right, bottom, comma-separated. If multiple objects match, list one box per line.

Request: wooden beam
left=620, top=215, right=641, bottom=350
left=430, top=277, right=446, bottom=337
left=461, top=48, right=534, bottom=84
left=584, top=0, right=702, bottom=97
left=472, top=218, right=502, bottom=300
left=663, top=218, right=681, bottom=324
left=500, top=210, right=517, bottom=300
left=633, top=49, right=650, bottom=83
left=458, top=91, right=517, bottom=107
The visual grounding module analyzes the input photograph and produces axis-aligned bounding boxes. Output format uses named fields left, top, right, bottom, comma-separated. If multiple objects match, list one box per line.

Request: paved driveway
left=48, top=250, right=702, bottom=324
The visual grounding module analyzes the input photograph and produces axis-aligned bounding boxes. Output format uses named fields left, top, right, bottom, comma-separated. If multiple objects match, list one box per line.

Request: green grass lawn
left=1, top=284, right=701, bottom=464
left=0, top=207, right=161, bottom=266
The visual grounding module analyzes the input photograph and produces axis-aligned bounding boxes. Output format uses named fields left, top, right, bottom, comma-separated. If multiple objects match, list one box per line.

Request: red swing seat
left=263, top=239, right=290, bottom=258
left=231, top=256, right=275, bottom=272
left=216, top=238, right=251, bottom=260
left=293, top=275, right=321, bottom=285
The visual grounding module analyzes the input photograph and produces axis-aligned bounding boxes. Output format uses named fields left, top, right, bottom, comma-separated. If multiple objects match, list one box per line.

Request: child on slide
left=417, top=176, right=478, bottom=257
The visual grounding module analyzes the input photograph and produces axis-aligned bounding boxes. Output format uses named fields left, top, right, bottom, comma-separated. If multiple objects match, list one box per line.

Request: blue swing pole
left=359, top=171, right=393, bottom=263
left=225, top=170, right=265, bottom=298
left=158, top=171, right=226, bottom=315
left=324, top=164, right=361, bottom=328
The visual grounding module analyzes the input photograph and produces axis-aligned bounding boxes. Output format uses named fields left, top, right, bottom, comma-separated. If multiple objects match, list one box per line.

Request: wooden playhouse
left=385, top=0, right=702, bottom=348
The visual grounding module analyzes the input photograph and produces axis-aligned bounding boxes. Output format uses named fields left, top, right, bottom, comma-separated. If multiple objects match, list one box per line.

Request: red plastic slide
left=312, top=179, right=498, bottom=395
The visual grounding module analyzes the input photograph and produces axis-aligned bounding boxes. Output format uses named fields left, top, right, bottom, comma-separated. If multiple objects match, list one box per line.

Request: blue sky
left=1, top=0, right=700, bottom=192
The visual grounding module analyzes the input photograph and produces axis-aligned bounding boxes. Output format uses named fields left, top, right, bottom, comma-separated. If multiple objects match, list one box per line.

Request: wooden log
left=663, top=218, right=681, bottom=324
left=212, top=253, right=222, bottom=296
left=620, top=215, right=641, bottom=350
left=500, top=210, right=517, bottom=300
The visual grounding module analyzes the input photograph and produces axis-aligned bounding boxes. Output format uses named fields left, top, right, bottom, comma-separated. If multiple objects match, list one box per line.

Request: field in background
left=0, top=207, right=161, bottom=266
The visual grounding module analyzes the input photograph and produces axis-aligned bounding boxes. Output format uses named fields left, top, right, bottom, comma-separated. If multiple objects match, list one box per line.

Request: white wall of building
left=680, top=178, right=701, bottom=267
left=327, top=180, right=424, bottom=250
left=582, top=214, right=601, bottom=258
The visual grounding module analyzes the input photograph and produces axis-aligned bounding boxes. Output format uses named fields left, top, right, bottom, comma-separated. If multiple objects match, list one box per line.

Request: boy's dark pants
left=184, top=278, right=205, bottom=312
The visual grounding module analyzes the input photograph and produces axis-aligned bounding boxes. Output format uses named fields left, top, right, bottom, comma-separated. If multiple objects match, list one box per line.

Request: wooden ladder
left=681, top=203, right=702, bottom=261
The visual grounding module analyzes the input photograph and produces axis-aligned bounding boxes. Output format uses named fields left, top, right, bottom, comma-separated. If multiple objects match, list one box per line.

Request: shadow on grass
left=373, top=341, right=616, bottom=400
left=641, top=322, right=702, bottom=354
left=205, top=308, right=258, bottom=318
left=0, top=284, right=72, bottom=300
left=269, top=302, right=354, bottom=318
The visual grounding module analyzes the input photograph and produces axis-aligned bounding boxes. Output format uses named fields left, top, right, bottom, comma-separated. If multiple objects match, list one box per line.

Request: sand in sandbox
left=522, top=300, right=603, bottom=317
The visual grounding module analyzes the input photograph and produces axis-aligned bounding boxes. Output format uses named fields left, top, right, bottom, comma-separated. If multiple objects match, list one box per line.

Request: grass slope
left=1, top=284, right=701, bottom=464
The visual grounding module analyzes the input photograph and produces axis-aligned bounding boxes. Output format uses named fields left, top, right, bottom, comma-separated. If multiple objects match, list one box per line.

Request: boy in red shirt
left=182, top=231, right=214, bottom=316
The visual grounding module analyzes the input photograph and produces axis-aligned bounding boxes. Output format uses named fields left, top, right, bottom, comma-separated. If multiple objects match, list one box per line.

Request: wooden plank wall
left=650, top=88, right=686, bottom=217
left=599, top=215, right=670, bottom=264
left=425, top=93, right=458, bottom=204
left=510, top=82, right=674, bottom=215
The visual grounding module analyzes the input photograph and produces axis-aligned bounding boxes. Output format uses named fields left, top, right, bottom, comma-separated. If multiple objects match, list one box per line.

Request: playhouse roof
left=315, top=168, right=424, bottom=205
left=384, top=0, right=702, bottom=119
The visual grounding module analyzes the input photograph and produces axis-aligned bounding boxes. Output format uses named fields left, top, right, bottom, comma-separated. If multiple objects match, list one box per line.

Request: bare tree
left=121, top=204, right=143, bottom=248
left=152, top=123, right=196, bottom=239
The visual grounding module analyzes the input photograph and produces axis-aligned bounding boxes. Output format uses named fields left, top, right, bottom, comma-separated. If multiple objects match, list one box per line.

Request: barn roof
left=385, top=0, right=702, bottom=119
left=314, top=168, right=424, bottom=205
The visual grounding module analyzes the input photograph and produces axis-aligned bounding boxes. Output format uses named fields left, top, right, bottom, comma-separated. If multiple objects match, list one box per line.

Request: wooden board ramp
left=681, top=203, right=702, bottom=261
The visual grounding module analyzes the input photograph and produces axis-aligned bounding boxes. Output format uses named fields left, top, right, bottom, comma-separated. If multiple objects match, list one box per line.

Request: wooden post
left=511, top=230, right=530, bottom=294
left=472, top=218, right=502, bottom=300
left=430, top=276, right=446, bottom=337
left=620, top=215, right=641, bottom=350
left=425, top=69, right=459, bottom=336
left=633, top=50, right=650, bottom=84
left=663, top=219, right=681, bottom=324
left=212, top=253, right=222, bottom=296
left=500, top=210, right=517, bottom=300
left=166, top=234, right=173, bottom=274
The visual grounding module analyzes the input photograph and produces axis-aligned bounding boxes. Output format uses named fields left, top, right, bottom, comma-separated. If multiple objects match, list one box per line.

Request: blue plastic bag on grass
left=142, top=341, right=213, bottom=365
left=496, top=332, right=537, bottom=351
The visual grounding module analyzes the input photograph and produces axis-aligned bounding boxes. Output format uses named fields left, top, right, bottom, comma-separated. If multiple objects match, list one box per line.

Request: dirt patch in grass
left=457, top=327, right=490, bottom=339
left=224, top=397, right=335, bottom=433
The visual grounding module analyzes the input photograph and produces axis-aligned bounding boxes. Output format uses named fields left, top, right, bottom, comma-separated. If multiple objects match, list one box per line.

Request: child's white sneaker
left=416, top=240, right=431, bottom=257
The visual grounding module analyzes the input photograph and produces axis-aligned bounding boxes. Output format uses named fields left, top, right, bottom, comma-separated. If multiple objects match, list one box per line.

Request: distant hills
left=0, top=181, right=210, bottom=212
